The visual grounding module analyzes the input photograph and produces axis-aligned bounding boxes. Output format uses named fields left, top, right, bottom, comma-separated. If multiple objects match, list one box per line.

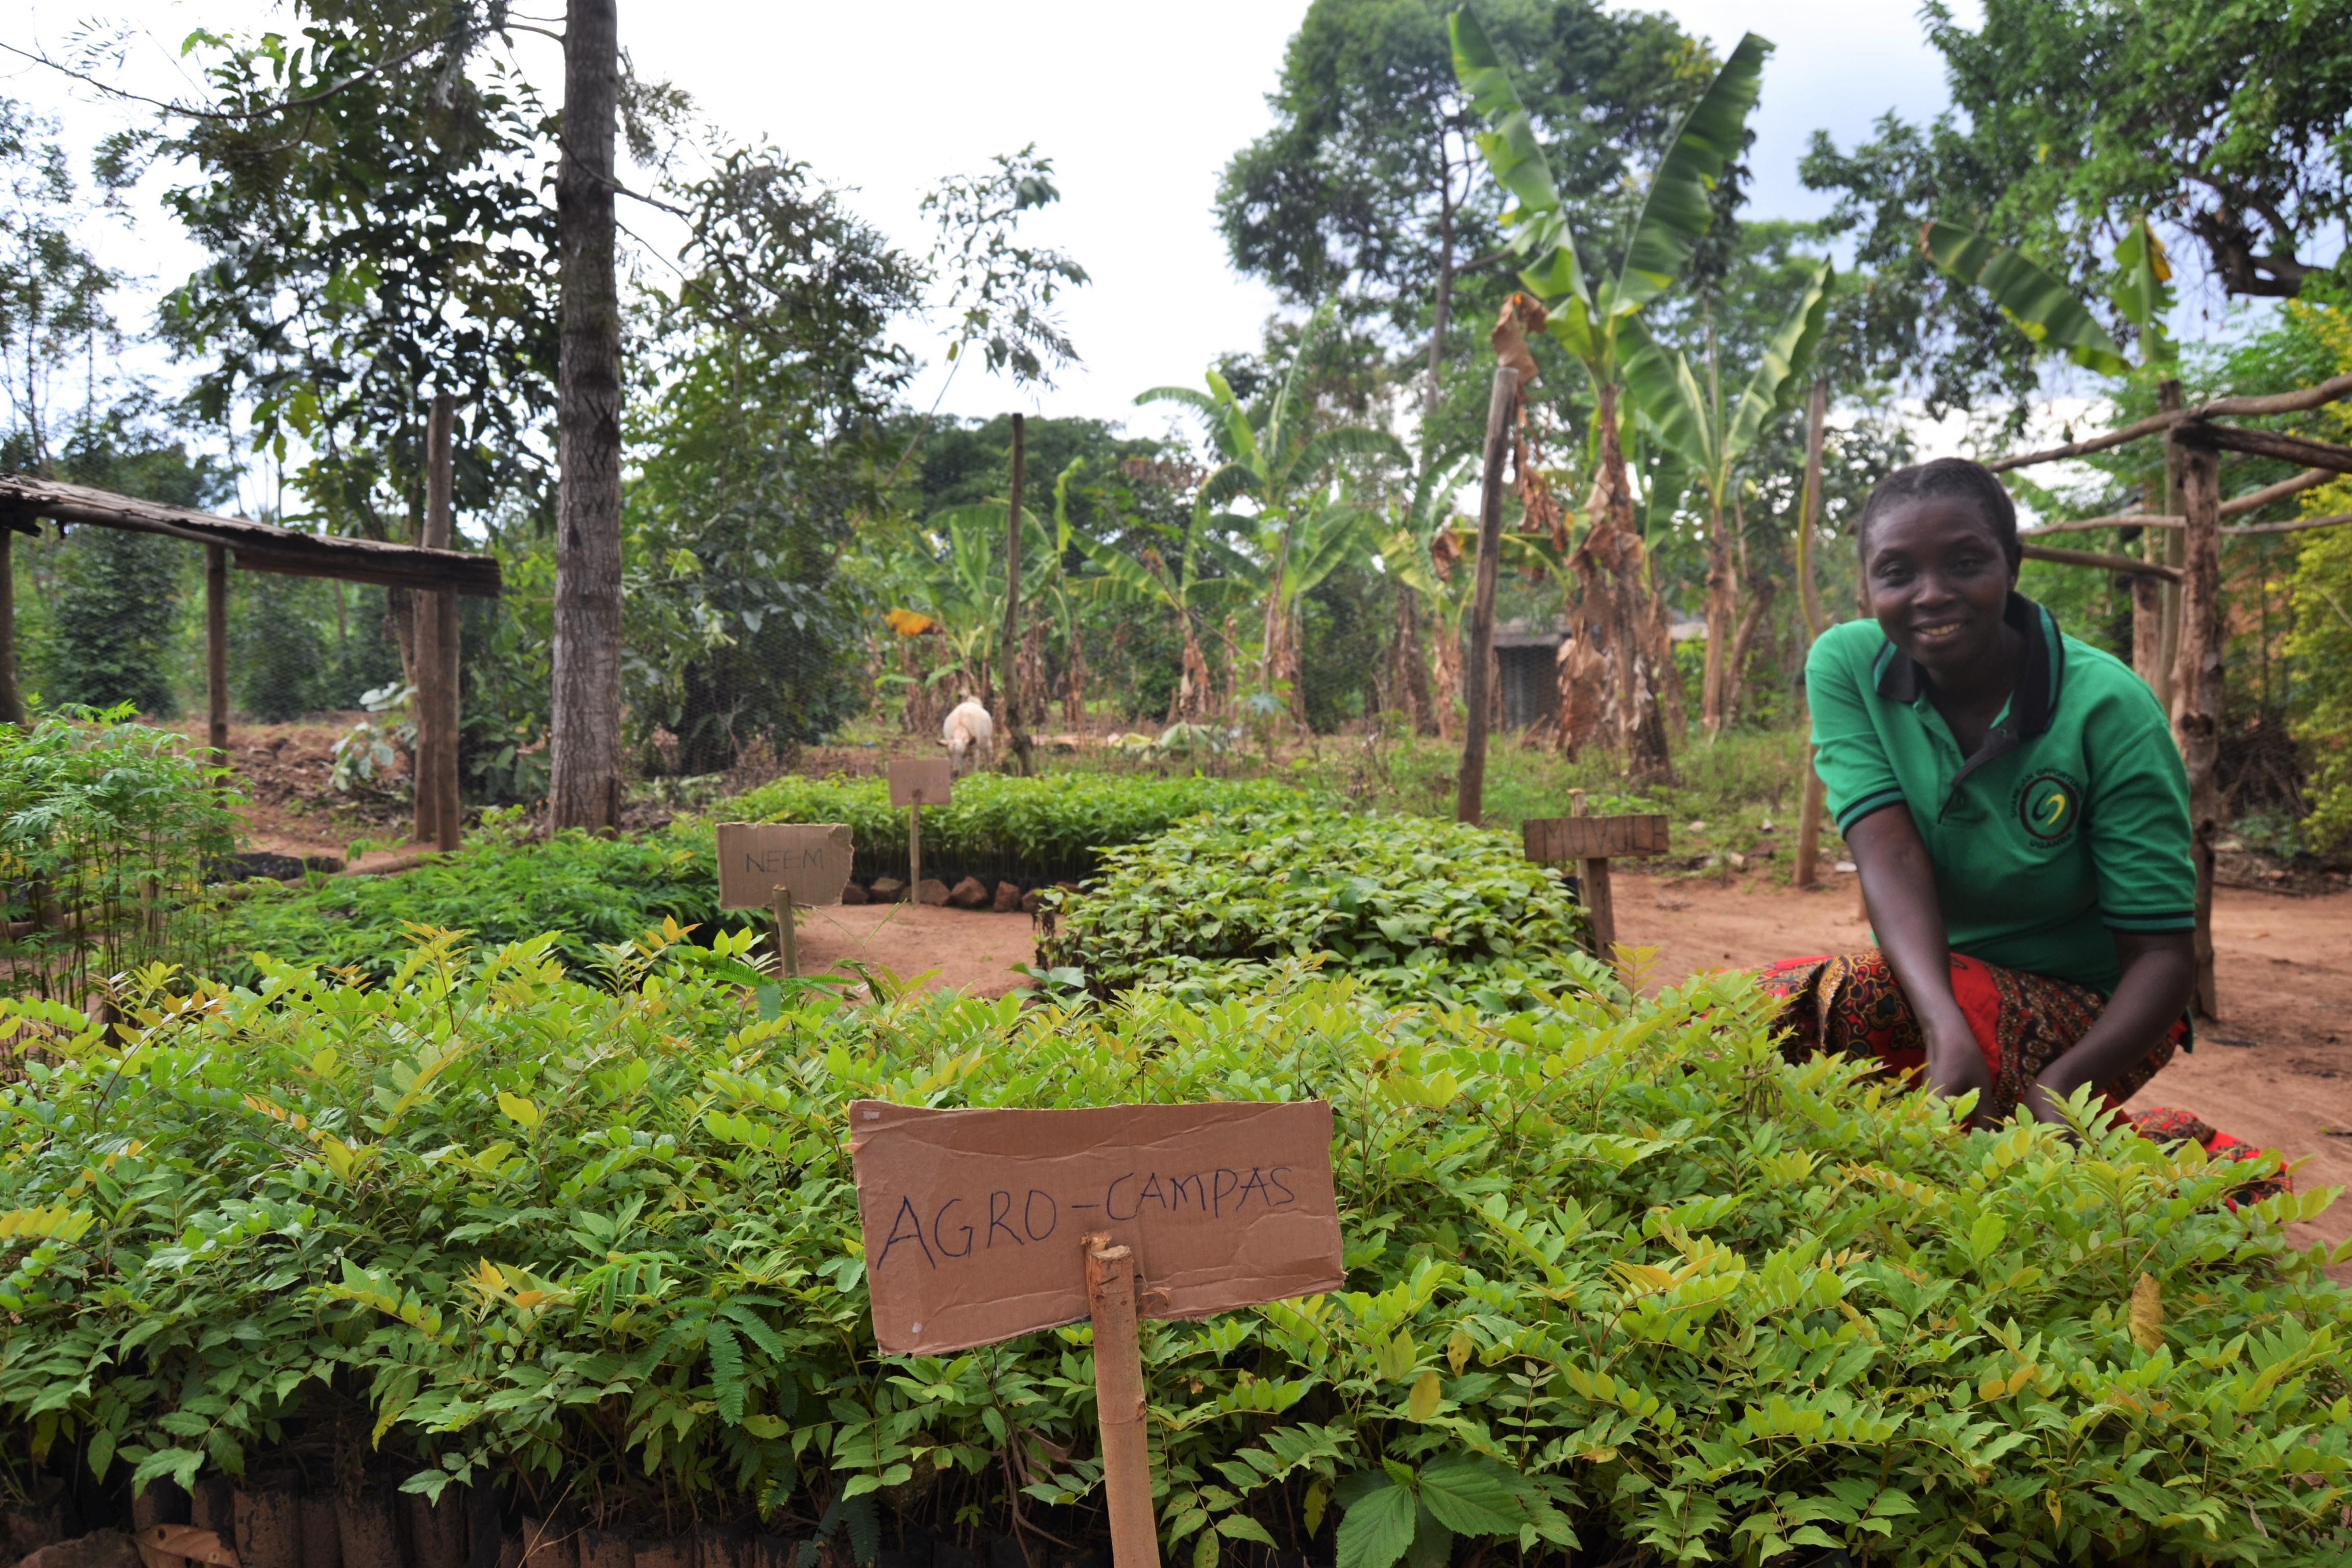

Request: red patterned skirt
left=1755, top=951, right=2282, bottom=1198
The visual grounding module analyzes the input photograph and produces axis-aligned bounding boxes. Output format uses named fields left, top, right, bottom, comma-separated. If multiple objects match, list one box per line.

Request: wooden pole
left=1791, top=384, right=1829, bottom=891
left=2152, top=381, right=2184, bottom=714
left=205, top=545, right=229, bottom=767
left=1455, top=366, right=1520, bottom=825
left=770, top=884, right=798, bottom=978
left=1567, top=789, right=1616, bottom=966
left=2171, top=430, right=2222, bottom=1019
left=1083, top=1235, right=1160, bottom=1568
left=417, top=394, right=460, bottom=851
left=0, top=528, right=24, bottom=727
left=1000, top=413, right=1033, bottom=775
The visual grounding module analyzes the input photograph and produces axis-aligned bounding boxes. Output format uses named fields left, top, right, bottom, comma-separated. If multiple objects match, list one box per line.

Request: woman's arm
left=1845, top=805, right=1994, bottom=1117
left=2023, top=930, right=2195, bottom=1123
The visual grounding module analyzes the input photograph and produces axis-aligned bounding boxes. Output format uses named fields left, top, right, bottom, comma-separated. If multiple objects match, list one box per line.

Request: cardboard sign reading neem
left=888, top=758, right=953, bottom=808
left=715, top=822, right=853, bottom=909
left=849, top=1099, right=1343, bottom=1355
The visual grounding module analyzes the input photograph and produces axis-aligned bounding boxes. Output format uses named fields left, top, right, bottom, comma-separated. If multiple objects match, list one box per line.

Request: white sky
left=9, top=1, right=1978, bottom=441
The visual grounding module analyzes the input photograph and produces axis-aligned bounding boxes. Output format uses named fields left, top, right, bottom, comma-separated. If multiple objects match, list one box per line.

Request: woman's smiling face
left=1861, top=497, right=2020, bottom=675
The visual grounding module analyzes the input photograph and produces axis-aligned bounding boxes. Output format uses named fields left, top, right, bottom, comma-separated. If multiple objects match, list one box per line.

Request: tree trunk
left=1063, top=620, right=1088, bottom=727
left=1456, top=366, right=1518, bottom=825
left=1391, top=583, right=1436, bottom=735
left=999, top=412, right=1033, bottom=774
left=1721, top=579, right=1775, bottom=728
left=1585, top=382, right=1674, bottom=783
left=2171, top=430, right=2223, bottom=1019
left=1422, top=177, right=1456, bottom=422
left=1699, top=500, right=1735, bottom=734
left=2148, top=380, right=2185, bottom=712
left=414, top=393, right=460, bottom=851
left=549, top=0, right=624, bottom=831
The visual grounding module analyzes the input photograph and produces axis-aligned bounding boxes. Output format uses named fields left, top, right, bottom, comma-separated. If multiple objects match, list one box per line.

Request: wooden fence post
left=0, top=526, right=24, bottom=728
left=1455, top=366, right=1520, bottom=825
left=2171, top=428, right=2223, bottom=1019
left=416, top=394, right=461, bottom=851
left=205, top=545, right=229, bottom=768
left=1792, top=382, right=1830, bottom=890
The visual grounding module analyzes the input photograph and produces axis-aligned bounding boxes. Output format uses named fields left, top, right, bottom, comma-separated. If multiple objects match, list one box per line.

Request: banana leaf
left=1921, top=220, right=2130, bottom=377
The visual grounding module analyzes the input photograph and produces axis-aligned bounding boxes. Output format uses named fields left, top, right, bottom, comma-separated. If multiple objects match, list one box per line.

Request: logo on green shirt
left=2014, top=769, right=2083, bottom=845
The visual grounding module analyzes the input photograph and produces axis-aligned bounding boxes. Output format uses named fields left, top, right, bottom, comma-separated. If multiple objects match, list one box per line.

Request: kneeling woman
left=1764, top=457, right=2228, bottom=1142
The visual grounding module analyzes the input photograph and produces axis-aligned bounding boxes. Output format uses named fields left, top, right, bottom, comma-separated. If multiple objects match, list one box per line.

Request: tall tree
left=1802, top=0, right=2352, bottom=410
left=1217, top=0, right=1710, bottom=412
left=0, top=99, right=122, bottom=471
left=550, top=0, right=624, bottom=829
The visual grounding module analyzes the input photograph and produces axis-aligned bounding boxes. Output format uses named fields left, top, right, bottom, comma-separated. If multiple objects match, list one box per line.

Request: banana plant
left=907, top=502, right=1051, bottom=704
left=1138, top=306, right=1407, bottom=706
left=1620, top=257, right=1833, bottom=734
left=1920, top=213, right=2174, bottom=375
left=1072, top=519, right=1263, bottom=723
left=1451, top=9, right=1768, bottom=779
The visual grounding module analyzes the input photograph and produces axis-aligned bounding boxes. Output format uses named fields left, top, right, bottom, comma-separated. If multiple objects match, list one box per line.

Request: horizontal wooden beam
left=2023, top=511, right=2179, bottom=536
left=2174, top=421, right=2352, bottom=476
left=2225, top=508, right=2352, bottom=538
left=0, top=473, right=502, bottom=596
left=1988, top=371, right=2352, bottom=473
left=2019, top=541, right=2182, bottom=580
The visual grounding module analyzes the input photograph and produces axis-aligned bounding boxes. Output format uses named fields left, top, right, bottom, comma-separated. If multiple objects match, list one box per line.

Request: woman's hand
left=1847, top=806, right=1995, bottom=1123
left=2024, top=929, right=2197, bottom=1125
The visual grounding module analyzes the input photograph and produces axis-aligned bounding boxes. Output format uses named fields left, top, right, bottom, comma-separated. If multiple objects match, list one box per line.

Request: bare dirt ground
left=794, top=903, right=1037, bottom=1001
left=1613, top=869, right=2352, bottom=1278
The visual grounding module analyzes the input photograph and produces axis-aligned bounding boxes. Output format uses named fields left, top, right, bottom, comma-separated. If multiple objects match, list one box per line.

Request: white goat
left=943, top=698, right=995, bottom=774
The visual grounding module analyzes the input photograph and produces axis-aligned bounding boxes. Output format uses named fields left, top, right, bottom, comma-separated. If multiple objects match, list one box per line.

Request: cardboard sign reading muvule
left=715, top=822, right=853, bottom=910
left=888, top=757, right=953, bottom=809
left=849, top=1099, right=1343, bottom=1356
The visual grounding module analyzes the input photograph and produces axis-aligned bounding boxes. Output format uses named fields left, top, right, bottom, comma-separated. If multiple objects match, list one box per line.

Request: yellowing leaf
left=1446, top=1328, right=1473, bottom=1373
left=1408, top=1370, right=1442, bottom=1421
left=1977, top=1374, right=2006, bottom=1404
left=1191, top=1528, right=1216, bottom=1568
left=498, top=1092, right=542, bottom=1130
left=1303, top=1482, right=1328, bottom=1539
left=2128, top=1272, right=2164, bottom=1353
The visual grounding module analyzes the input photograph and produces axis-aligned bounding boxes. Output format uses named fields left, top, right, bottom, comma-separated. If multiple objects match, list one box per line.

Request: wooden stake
left=770, top=884, right=798, bottom=979
left=908, top=800, right=922, bottom=898
left=1001, top=413, right=1033, bottom=775
left=2153, top=381, right=2184, bottom=715
left=1791, top=382, right=1830, bottom=894
left=1455, top=365, right=1519, bottom=825
left=1567, top=790, right=1616, bottom=967
left=2172, top=430, right=2223, bottom=1019
left=205, top=545, right=229, bottom=767
left=1083, top=1234, right=1160, bottom=1568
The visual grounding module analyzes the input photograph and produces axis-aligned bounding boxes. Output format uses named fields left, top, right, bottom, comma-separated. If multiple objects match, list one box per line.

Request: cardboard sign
left=849, top=1099, right=1343, bottom=1355
left=715, top=822, right=853, bottom=910
left=888, top=757, right=954, bottom=808
left=1523, top=813, right=1670, bottom=861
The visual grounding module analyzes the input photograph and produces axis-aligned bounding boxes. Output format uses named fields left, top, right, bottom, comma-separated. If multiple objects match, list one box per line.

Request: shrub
left=722, top=771, right=1328, bottom=880
left=207, top=821, right=744, bottom=983
left=1036, top=808, right=1598, bottom=1009
left=0, top=706, right=239, bottom=1000
left=0, top=941, right=2345, bottom=1566
left=231, top=572, right=328, bottom=721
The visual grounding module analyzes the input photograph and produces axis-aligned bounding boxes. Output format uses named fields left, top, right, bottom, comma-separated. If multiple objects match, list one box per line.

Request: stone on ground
left=948, top=876, right=990, bottom=909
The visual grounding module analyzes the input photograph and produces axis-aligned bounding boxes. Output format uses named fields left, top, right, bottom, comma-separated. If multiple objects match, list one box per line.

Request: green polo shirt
left=1807, top=593, right=2195, bottom=996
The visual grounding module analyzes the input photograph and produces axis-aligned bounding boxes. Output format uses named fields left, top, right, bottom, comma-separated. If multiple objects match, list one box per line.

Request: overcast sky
left=10, top=0, right=1979, bottom=446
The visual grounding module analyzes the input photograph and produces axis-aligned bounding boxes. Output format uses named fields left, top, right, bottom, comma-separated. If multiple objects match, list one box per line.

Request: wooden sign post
left=849, top=1100, right=1343, bottom=1568
left=717, top=822, right=852, bottom=977
left=888, top=758, right=953, bottom=898
left=1522, top=793, right=1669, bottom=968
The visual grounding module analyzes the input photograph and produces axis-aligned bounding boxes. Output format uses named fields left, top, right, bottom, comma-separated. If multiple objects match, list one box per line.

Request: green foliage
left=2284, top=302, right=2352, bottom=850
left=208, top=822, right=740, bottom=985
left=1036, top=808, right=1599, bottom=1008
left=0, top=707, right=238, bottom=1002
left=231, top=573, right=330, bottom=722
left=625, top=150, right=921, bottom=774
left=35, top=528, right=183, bottom=717
left=1, top=939, right=2345, bottom=1565
left=723, top=771, right=1328, bottom=875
